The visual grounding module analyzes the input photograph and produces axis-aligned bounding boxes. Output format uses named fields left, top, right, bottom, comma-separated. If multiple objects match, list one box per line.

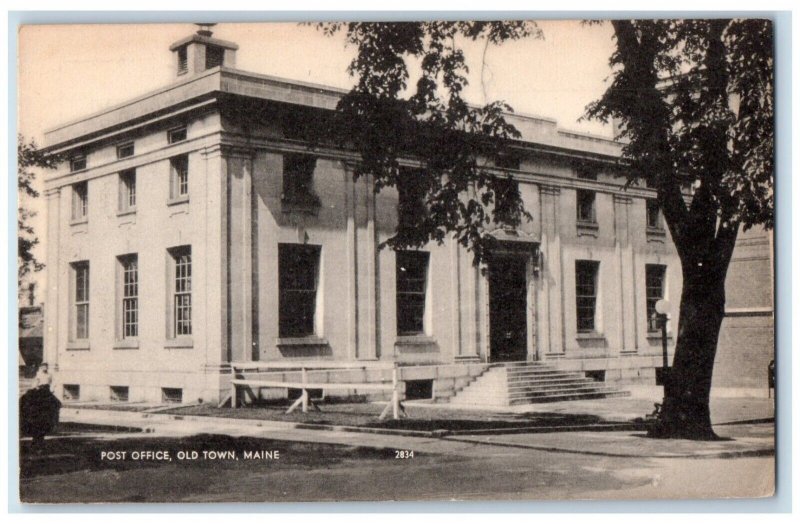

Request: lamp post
left=655, top=299, right=671, bottom=387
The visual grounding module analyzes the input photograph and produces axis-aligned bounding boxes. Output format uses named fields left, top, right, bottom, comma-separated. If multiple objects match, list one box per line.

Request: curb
left=61, top=408, right=651, bottom=439
left=440, top=435, right=775, bottom=459
left=59, top=408, right=775, bottom=460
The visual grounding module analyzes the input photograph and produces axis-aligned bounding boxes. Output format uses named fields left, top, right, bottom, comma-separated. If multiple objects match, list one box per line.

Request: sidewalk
left=57, top=393, right=775, bottom=460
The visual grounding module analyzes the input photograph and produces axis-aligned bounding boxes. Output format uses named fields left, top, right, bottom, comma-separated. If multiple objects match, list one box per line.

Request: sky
left=16, top=20, right=618, bottom=298
left=18, top=21, right=617, bottom=141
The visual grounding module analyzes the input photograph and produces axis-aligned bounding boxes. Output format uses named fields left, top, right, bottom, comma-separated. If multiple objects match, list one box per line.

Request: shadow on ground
left=20, top=425, right=399, bottom=481
left=160, top=401, right=644, bottom=434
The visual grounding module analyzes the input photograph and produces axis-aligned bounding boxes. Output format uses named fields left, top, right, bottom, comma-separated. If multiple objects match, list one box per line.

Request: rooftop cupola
left=169, top=23, right=238, bottom=77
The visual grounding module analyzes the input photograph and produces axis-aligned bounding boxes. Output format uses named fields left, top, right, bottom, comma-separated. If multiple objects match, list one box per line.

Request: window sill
left=69, top=217, right=88, bottom=226
left=167, top=196, right=190, bottom=207
left=281, top=196, right=321, bottom=215
left=276, top=336, right=329, bottom=347
left=647, top=331, right=674, bottom=340
left=113, top=339, right=140, bottom=350
left=117, top=208, right=136, bottom=218
left=646, top=228, right=667, bottom=242
left=164, top=337, right=193, bottom=349
left=575, top=331, right=606, bottom=341
left=395, top=335, right=437, bottom=346
left=576, top=221, right=599, bottom=237
left=66, top=340, right=90, bottom=351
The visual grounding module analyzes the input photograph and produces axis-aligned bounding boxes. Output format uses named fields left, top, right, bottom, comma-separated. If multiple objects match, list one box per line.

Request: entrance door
left=488, top=255, right=528, bottom=362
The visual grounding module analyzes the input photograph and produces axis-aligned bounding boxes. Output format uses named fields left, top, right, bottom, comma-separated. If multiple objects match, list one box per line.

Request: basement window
left=288, top=388, right=323, bottom=401
left=585, top=370, right=605, bottom=382
left=63, top=384, right=80, bottom=401
left=110, top=386, right=129, bottom=402
left=161, top=388, right=183, bottom=404
left=404, top=380, right=434, bottom=400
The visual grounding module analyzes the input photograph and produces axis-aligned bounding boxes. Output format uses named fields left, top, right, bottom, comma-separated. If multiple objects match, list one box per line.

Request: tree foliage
left=320, top=21, right=542, bottom=264
left=18, top=135, right=58, bottom=286
left=585, top=19, right=773, bottom=254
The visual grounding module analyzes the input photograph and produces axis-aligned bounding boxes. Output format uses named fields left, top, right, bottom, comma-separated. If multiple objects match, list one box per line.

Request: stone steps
left=447, top=361, right=630, bottom=407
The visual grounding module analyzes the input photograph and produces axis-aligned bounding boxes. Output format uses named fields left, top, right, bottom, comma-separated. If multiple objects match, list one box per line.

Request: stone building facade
left=42, top=29, right=687, bottom=404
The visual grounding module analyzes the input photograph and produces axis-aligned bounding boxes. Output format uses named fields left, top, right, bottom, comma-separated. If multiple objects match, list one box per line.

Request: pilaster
left=539, top=184, right=564, bottom=355
left=222, top=145, right=255, bottom=363
left=44, top=188, right=62, bottom=371
left=613, top=194, right=638, bottom=353
left=201, top=145, right=229, bottom=367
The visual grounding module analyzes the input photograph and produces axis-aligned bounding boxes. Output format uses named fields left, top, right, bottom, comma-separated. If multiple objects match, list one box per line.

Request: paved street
left=18, top=399, right=775, bottom=503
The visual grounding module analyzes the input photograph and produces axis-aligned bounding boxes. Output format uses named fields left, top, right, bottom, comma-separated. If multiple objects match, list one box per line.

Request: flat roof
left=44, top=66, right=623, bottom=159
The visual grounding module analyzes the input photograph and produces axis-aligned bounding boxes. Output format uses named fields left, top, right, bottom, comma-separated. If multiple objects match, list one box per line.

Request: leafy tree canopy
left=321, top=21, right=542, bottom=264
left=585, top=19, right=773, bottom=257
left=18, top=135, right=59, bottom=286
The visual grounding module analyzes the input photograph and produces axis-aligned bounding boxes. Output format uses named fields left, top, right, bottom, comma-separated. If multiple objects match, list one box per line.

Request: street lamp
left=655, top=299, right=671, bottom=386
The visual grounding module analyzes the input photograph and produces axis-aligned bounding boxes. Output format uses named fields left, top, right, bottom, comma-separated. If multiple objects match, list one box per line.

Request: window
left=72, top=262, right=90, bottom=340
left=396, top=251, right=429, bottom=336
left=116, top=142, right=134, bottom=159
left=281, top=153, right=318, bottom=205
left=170, top=155, right=189, bottom=199
left=168, top=126, right=187, bottom=144
left=495, top=154, right=521, bottom=171
left=576, top=167, right=598, bottom=224
left=120, top=255, right=138, bottom=338
left=169, top=246, right=192, bottom=337
left=177, top=46, right=188, bottom=75
left=575, top=260, right=599, bottom=332
left=647, top=199, right=664, bottom=230
left=278, top=244, right=320, bottom=337
left=646, top=264, right=667, bottom=332
left=161, top=388, right=183, bottom=404
left=576, top=190, right=596, bottom=223
left=397, top=168, right=427, bottom=231
left=63, top=384, right=80, bottom=401
left=119, top=169, right=136, bottom=211
left=72, top=181, right=88, bottom=221
left=576, top=167, right=598, bottom=181
left=70, top=155, right=86, bottom=172
left=205, top=45, right=224, bottom=69
left=110, top=386, right=129, bottom=402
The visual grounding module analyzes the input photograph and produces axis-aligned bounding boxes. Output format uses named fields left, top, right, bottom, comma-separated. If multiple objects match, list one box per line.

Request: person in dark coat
left=20, top=363, right=61, bottom=448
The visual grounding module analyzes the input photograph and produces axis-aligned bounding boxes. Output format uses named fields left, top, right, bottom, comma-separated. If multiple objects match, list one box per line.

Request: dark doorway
left=489, top=255, right=528, bottom=362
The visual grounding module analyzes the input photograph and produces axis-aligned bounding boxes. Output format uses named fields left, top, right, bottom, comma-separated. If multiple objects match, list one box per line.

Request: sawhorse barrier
left=228, top=362, right=407, bottom=420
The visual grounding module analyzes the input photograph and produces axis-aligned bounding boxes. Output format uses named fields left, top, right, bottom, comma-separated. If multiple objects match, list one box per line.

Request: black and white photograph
left=14, top=14, right=778, bottom=505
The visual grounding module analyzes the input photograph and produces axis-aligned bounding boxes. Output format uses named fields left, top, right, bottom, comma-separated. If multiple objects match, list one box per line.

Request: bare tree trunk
left=649, top=265, right=727, bottom=440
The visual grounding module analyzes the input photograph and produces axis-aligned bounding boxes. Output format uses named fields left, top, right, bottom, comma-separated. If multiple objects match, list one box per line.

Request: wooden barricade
left=228, top=361, right=406, bottom=420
